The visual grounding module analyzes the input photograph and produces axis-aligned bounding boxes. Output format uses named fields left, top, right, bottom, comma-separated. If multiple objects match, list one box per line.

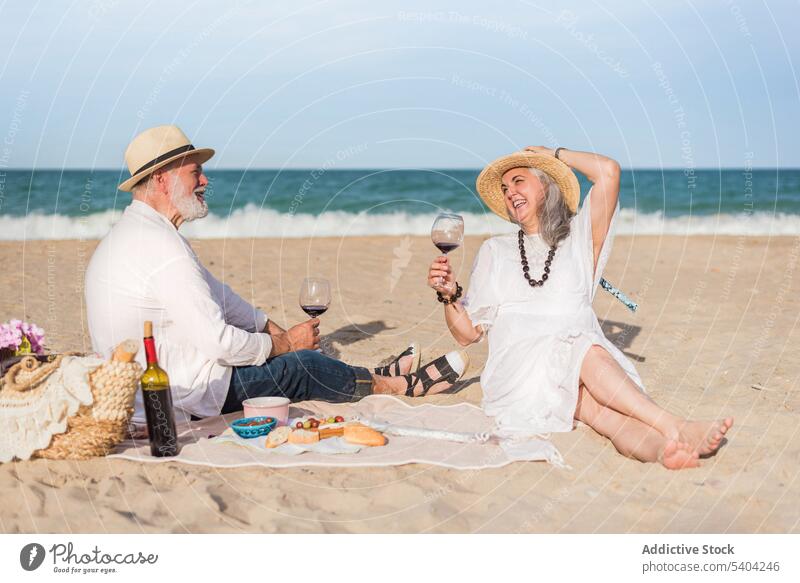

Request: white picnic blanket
left=109, top=395, right=566, bottom=470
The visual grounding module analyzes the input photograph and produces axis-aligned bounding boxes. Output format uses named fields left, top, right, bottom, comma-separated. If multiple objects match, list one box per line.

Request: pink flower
left=0, top=323, right=22, bottom=351
left=20, top=321, right=46, bottom=354
left=0, top=320, right=46, bottom=354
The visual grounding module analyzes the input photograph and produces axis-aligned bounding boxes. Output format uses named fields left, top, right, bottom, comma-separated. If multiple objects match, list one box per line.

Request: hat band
left=132, top=144, right=196, bottom=176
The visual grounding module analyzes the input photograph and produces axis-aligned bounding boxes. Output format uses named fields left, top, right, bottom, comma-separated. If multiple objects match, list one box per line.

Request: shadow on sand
left=320, top=320, right=395, bottom=360
left=600, top=319, right=646, bottom=362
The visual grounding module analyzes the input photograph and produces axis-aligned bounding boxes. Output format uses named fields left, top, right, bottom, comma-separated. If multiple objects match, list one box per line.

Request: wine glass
left=431, top=212, right=464, bottom=255
left=299, top=277, right=331, bottom=318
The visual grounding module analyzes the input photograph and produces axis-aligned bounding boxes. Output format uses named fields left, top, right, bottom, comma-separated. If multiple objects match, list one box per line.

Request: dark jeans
left=221, top=350, right=374, bottom=415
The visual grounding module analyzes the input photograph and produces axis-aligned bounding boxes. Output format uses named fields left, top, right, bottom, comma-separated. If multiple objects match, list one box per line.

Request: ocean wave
left=1, top=204, right=799, bottom=240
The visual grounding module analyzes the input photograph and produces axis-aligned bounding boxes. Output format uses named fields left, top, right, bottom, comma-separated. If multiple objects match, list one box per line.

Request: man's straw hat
left=475, top=151, right=580, bottom=220
left=118, top=125, right=215, bottom=192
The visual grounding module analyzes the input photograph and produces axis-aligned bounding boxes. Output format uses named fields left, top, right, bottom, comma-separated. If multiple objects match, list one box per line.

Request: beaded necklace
left=518, top=230, right=556, bottom=287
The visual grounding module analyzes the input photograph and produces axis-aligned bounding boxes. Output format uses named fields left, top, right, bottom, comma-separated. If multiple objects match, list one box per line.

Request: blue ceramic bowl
left=230, top=416, right=278, bottom=439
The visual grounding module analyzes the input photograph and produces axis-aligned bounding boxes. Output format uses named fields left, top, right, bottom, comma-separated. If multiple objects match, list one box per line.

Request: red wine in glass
left=434, top=241, right=460, bottom=254
left=301, top=305, right=329, bottom=318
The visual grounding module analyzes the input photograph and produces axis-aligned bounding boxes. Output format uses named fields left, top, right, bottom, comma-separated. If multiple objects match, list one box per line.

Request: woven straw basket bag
left=0, top=343, right=142, bottom=461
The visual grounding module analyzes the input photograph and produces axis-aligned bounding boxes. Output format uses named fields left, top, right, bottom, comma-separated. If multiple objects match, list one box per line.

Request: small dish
left=230, top=416, right=277, bottom=439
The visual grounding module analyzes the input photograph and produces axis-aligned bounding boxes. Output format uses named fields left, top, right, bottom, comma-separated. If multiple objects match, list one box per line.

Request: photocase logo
left=19, top=543, right=46, bottom=571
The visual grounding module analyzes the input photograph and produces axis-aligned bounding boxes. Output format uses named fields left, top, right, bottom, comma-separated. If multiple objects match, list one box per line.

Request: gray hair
left=130, top=159, right=178, bottom=198
left=131, top=174, right=153, bottom=197
left=509, top=167, right=574, bottom=247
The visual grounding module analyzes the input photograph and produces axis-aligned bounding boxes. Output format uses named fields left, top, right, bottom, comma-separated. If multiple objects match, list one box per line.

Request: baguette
left=343, top=424, right=386, bottom=447
left=318, top=427, right=344, bottom=440
left=288, top=428, right=319, bottom=445
left=111, top=339, right=139, bottom=363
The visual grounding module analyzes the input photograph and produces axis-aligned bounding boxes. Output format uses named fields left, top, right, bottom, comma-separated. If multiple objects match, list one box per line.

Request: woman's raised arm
left=525, top=146, right=620, bottom=272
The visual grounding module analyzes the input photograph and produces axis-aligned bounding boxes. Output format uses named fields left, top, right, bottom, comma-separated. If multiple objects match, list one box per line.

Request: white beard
left=171, top=183, right=208, bottom=222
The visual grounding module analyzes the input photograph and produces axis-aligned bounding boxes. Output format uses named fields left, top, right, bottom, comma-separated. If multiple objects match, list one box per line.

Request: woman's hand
left=428, top=256, right=457, bottom=298
left=524, top=145, right=555, bottom=156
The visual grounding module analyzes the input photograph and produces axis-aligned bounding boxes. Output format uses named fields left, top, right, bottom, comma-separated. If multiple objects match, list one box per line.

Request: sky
left=0, top=0, right=797, bottom=170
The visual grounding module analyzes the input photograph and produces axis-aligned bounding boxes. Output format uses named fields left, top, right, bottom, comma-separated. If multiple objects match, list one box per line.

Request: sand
left=1, top=233, right=799, bottom=533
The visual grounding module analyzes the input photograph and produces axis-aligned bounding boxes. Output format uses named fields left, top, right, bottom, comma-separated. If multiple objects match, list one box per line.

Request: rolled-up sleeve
left=149, top=255, right=272, bottom=366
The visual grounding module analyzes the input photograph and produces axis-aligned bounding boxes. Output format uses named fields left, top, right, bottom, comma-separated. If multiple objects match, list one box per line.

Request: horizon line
left=2, top=166, right=798, bottom=172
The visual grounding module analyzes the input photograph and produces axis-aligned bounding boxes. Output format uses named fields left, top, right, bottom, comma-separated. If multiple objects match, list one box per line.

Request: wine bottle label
left=143, top=388, right=177, bottom=455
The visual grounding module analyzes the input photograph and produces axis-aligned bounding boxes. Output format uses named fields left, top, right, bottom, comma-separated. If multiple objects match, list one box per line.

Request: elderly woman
left=427, top=146, right=733, bottom=469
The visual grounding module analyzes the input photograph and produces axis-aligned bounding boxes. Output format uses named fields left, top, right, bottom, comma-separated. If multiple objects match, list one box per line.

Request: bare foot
left=674, top=418, right=734, bottom=456
left=659, top=440, right=700, bottom=470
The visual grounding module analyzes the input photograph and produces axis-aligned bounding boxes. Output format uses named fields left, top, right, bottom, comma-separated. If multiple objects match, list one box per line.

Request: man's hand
left=269, top=319, right=320, bottom=357
left=264, top=319, right=286, bottom=335
left=287, top=319, right=320, bottom=351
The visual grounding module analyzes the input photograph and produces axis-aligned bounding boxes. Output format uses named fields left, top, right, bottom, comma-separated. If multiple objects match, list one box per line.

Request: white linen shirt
left=85, top=200, right=272, bottom=424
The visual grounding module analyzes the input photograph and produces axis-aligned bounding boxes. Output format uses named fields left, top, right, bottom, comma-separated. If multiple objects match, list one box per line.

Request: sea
left=0, top=168, right=798, bottom=240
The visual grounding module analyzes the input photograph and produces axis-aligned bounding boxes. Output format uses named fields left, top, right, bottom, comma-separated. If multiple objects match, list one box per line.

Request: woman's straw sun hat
left=118, top=125, right=215, bottom=192
left=475, top=151, right=580, bottom=220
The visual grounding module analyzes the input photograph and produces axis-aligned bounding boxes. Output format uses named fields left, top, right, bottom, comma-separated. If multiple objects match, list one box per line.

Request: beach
left=1, top=233, right=799, bottom=533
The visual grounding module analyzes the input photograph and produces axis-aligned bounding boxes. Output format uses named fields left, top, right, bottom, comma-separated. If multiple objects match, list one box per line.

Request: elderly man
left=85, top=125, right=466, bottom=425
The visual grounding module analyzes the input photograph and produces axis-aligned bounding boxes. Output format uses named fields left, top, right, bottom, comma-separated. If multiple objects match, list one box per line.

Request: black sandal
left=373, top=342, right=419, bottom=377
left=402, top=351, right=467, bottom=397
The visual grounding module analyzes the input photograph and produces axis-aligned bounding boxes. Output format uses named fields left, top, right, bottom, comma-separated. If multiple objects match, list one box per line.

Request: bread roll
left=344, top=425, right=386, bottom=447
left=265, top=426, right=291, bottom=448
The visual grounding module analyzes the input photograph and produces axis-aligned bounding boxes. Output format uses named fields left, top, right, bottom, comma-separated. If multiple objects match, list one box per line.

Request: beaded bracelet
left=436, top=282, right=463, bottom=305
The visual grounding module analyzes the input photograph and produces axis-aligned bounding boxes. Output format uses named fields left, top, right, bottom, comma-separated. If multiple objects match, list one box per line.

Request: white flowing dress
left=463, top=189, right=645, bottom=441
